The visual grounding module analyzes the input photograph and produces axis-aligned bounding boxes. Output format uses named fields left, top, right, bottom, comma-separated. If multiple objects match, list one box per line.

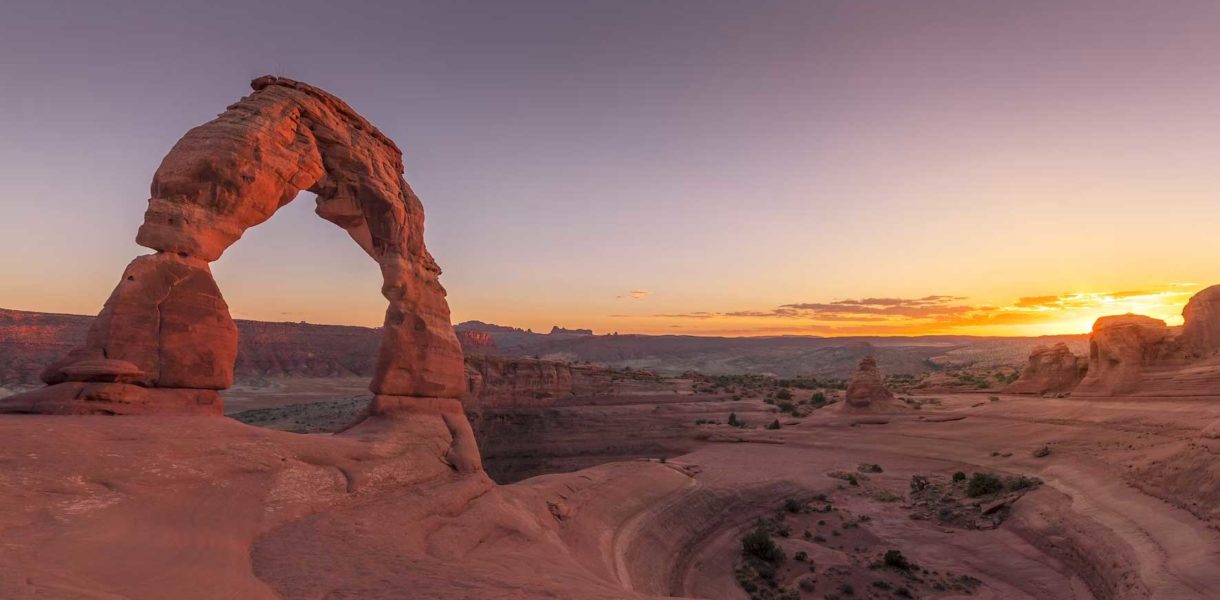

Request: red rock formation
left=1, top=77, right=477, bottom=469
left=40, top=253, right=237, bottom=390
left=1073, top=315, right=1172, bottom=397
left=843, top=356, right=895, bottom=409
left=456, top=330, right=496, bottom=352
left=1180, top=285, right=1220, bottom=355
left=1005, top=343, right=1087, bottom=395
left=463, top=356, right=574, bottom=408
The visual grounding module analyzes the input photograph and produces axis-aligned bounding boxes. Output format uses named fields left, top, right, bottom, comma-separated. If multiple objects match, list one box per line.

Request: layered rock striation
left=463, top=355, right=574, bottom=409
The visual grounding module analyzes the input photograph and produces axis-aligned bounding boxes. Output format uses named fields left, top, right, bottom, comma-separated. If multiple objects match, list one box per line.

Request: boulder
left=843, top=356, right=895, bottom=409
left=1074, top=314, right=1171, bottom=396
left=1004, top=343, right=1086, bottom=395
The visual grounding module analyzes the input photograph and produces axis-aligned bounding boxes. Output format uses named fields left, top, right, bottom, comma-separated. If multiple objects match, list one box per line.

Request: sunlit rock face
left=1005, top=343, right=1087, bottom=396
left=1180, top=285, right=1220, bottom=355
left=1074, top=314, right=1172, bottom=397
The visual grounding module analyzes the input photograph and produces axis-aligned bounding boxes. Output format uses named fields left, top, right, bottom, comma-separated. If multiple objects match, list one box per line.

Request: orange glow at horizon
left=584, top=286, right=1204, bottom=338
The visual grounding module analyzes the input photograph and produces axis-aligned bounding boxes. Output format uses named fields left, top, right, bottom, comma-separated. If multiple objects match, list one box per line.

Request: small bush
left=810, top=391, right=827, bottom=407
left=794, top=550, right=808, bottom=561
left=952, top=471, right=966, bottom=482
left=858, top=463, right=883, bottom=473
left=776, top=389, right=793, bottom=400
left=741, top=527, right=785, bottom=563
left=966, top=472, right=1004, bottom=497
left=783, top=498, right=804, bottom=513
left=883, top=549, right=911, bottom=570
left=910, top=475, right=930, bottom=492
left=767, top=419, right=782, bottom=430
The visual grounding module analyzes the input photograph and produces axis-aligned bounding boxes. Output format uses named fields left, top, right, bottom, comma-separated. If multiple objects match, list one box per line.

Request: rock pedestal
left=843, top=356, right=895, bottom=409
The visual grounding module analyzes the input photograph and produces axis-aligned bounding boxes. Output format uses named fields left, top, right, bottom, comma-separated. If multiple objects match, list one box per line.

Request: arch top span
left=2, top=77, right=478, bottom=472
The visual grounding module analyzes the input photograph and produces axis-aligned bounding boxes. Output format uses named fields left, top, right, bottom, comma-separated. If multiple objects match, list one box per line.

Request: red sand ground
left=2, top=391, right=1219, bottom=599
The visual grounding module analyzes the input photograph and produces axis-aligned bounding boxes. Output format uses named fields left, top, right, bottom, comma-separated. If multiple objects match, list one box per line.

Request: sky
left=1, top=0, right=1218, bottom=337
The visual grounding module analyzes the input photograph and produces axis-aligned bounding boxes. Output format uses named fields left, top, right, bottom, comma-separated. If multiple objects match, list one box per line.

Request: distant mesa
left=843, top=356, right=896, bottom=410
left=1004, top=343, right=1087, bottom=396
left=454, top=320, right=528, bottom=334
left=549, top=326, right=594, bottom=336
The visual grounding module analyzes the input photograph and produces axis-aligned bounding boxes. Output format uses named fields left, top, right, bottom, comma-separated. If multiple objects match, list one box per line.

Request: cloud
left=618, top=290, right=652, bottom=300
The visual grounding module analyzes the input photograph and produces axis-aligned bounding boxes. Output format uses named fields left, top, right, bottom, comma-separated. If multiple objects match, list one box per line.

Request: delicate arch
left=4, top=77, right=466, bottom=417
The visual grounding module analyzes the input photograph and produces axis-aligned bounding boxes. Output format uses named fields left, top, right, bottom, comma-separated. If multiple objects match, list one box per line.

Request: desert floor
left=3, top=389, right=1218, bottom=599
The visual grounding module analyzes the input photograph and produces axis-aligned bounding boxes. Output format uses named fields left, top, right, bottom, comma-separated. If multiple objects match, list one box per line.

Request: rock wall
left=1005, top=343, right=1087, bottom=395
left=463, top=355, right=574, bottom=409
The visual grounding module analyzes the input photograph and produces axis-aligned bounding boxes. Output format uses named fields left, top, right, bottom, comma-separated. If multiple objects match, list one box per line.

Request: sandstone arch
left=1, top=77, right=479, bottom=469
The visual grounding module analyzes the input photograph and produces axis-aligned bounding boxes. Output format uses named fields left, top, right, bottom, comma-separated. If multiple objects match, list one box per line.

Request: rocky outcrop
left=463, top=356, right=574, bottom=409
left=843, top=356, right=895, bottom=409
left=456, top=330, right=496, bottom=352
left=1180, top=285, right=1220, bottom=356
left=1074, top=315, right=1172, bottom=397
left=1, top=77, right=479, bottom=468
left=1005, top=343, right=1087, bottom=395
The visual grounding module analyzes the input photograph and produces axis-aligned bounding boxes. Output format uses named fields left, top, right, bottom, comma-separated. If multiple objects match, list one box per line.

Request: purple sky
left=3, top=1, right=1220, bottom=335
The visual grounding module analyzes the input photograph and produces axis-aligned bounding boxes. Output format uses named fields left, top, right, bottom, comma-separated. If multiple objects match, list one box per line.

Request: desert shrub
left=810, top=391, right=827, bottom=407
left=1004, top=475, right=1040, bottom=491
left=767, top=419, right=782, bottom=430
left=778, top=401, right=796, bottom=414
left=728, top=412, right=742, bottom=427
left=840, top=582, right=855, bottom=595
left=883, top=549, right=911, bottom=570
left=775, top=388, right=793, bottom=400
left=794, top=550, right=808, bottom=561
left=952, top=471, right=966, bottom=482
left=783, top=498, right=804, bottom=513
left=741, top=527, right=785, bottom=563
left=966, top=472, right=1004, bottom=497
left=910, top=475, right=930, bottom=492
left=858, top=463, right=883, bottom=473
